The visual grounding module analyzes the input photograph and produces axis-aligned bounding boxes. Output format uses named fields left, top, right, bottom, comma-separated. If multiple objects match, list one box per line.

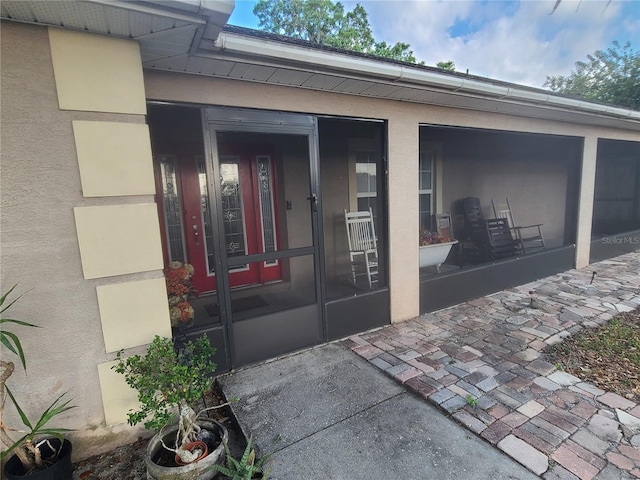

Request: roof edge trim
left=213, top=30, right=640, bottom=122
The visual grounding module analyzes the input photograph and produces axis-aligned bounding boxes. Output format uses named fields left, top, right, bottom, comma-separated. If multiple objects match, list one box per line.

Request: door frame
left=202, top=107, right=327, bottom=366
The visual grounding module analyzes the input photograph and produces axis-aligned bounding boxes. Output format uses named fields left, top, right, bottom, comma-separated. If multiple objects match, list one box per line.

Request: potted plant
left=214, top=436, right=272, bottom=480
left=165, top=262, right=197, bottom=328
left=419, top=230, right=458, bottom=271
left=1, top=285, right=75, bottom=480
left=113, top=335, right=229, bottom=480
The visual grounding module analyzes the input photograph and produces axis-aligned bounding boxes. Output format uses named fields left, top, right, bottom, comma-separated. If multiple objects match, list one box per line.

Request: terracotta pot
left=175, top=441, right=209, bottom=466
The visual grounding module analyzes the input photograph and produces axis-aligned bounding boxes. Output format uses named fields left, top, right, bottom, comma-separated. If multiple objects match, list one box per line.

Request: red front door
left=154, top=144, right=282, bottom=293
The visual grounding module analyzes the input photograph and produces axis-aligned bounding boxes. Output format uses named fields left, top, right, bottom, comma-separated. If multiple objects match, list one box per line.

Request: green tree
left=253, top=0, right=417, bottom=63
left=436, top=60, right=455, bottom=71
left=544, top=41, right=639, bottom=110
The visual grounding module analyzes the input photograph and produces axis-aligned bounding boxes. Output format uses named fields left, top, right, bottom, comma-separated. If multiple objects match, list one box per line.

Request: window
left=419, top=149, right=434, bottom=231
left=356, top=151, right=378, bottom=219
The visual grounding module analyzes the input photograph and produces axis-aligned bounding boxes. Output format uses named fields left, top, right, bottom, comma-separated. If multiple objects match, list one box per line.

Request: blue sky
left=229, top=0, right=640, bottom=88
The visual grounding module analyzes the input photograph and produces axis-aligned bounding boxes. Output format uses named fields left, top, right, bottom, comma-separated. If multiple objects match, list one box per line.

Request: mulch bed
left=544, top=307, right=640, bottom=403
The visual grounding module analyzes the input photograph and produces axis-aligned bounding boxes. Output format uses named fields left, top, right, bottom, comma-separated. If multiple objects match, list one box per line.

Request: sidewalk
left=344, top=252, right=640, bottom=479
left=220, top=342, right=539, bottom=479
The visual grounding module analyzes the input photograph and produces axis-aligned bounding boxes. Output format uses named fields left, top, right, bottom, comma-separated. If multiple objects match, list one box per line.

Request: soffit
left=0, top=0, right=212, bottom=63
left=144, top=55, right=640, bottom=132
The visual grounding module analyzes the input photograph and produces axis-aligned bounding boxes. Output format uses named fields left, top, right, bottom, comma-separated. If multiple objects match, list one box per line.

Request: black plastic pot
left=3, top=439, right=73, bottom=480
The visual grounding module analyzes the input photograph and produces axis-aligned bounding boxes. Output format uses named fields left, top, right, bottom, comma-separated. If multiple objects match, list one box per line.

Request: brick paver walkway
left=344, top=252, right=640, bottom=479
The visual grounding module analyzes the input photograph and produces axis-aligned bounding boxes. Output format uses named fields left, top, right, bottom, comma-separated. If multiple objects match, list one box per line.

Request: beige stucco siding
left=2, top=21, right=107, bottom=442
left=576, top=135, right=599, bottom=267
left=0, top=21, right=162, bottom=460
left=387, top=117, right=421, bottom=321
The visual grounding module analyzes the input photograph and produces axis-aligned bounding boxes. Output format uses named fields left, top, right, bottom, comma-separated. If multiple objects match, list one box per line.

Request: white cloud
left=361, top=0, right=634, bottom=88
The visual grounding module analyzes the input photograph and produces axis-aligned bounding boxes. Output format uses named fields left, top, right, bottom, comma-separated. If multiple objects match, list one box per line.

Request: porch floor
left=346, top=251, right=640, bottom=479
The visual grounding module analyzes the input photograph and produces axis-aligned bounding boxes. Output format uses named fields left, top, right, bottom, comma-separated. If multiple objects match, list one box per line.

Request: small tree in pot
left=114, top=335, right=228, bottom=477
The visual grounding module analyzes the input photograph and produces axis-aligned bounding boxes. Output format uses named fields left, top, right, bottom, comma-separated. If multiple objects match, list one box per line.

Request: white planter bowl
left=419, top=240, right=458, bottom=272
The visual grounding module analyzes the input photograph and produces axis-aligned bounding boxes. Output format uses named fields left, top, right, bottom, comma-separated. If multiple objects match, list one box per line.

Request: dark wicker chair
left=462, top=197, right=519, bottom=262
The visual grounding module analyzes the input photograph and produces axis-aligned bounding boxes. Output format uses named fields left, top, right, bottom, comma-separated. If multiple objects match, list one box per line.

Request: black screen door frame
left=202, top=107, right=327, bottom=366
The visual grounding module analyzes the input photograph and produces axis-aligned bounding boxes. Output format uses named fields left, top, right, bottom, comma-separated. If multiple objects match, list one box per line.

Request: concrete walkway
left=345, top=252, right=640, bottom=479
left=221, top=251, right=639, bottom=480
left=220, top=343, right=539, bottom=479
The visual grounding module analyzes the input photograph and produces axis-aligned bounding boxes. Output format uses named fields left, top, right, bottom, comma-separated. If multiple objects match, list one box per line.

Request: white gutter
left=213, top=31, right=640, bottom=122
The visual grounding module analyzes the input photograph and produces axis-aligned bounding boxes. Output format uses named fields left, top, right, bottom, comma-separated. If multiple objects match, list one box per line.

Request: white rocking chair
left=344, top=208, right=379, bottom=289
left=491, top=197, right=546, bottom=254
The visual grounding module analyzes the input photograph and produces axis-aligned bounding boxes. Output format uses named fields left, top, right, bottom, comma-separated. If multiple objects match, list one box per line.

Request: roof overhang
left=163, top=28, right=640, bottom=131
left=0, top=0, right=234, bottom=63
left=2, top=1, right=638, bottom=132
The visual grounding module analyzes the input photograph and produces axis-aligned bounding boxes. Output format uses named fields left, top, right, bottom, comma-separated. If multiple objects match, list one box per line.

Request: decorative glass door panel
left=254, top=155, right=282, bottom=282
left=219, top=159, right=248, bottom=264
left=159, top=155, right=187, bottom=263
left=156, top=147, right=283, bottom=294
left=156, top=147, right=215, bottom=293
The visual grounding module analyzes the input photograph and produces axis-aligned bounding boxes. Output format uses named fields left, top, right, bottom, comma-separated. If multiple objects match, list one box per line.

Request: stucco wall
left=0, top=21, right=167, bottom=460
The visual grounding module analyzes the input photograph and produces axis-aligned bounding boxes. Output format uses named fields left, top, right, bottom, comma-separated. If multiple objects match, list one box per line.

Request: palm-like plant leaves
left=213, top=436, right=271, bottom=480
left=0, top=388, right=75, bottom=460
left=0, top=284, right=38, bottom=370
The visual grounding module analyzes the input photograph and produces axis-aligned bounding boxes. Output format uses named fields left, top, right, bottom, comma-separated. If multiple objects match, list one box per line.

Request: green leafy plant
left=0, top=284, right=35, bottom=370
left=214, top=436, right=272, bottom=480
left=465, top=394, right=477, bottom=407
left=113, top=335, right=224, bottom=463
left=0, top=284, right=75, bottom=473
left=1, top=390, right=74, bottom=466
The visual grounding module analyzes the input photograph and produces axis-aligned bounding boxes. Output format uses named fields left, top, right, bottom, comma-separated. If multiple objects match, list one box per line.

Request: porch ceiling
left=2, top=1, right=638, bottom=132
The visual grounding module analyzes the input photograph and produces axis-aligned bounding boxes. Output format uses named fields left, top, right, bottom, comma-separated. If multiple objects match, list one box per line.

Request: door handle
left=307, top=194, right=318, bottom=212
left=192, top=224, right=200, bottom=245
